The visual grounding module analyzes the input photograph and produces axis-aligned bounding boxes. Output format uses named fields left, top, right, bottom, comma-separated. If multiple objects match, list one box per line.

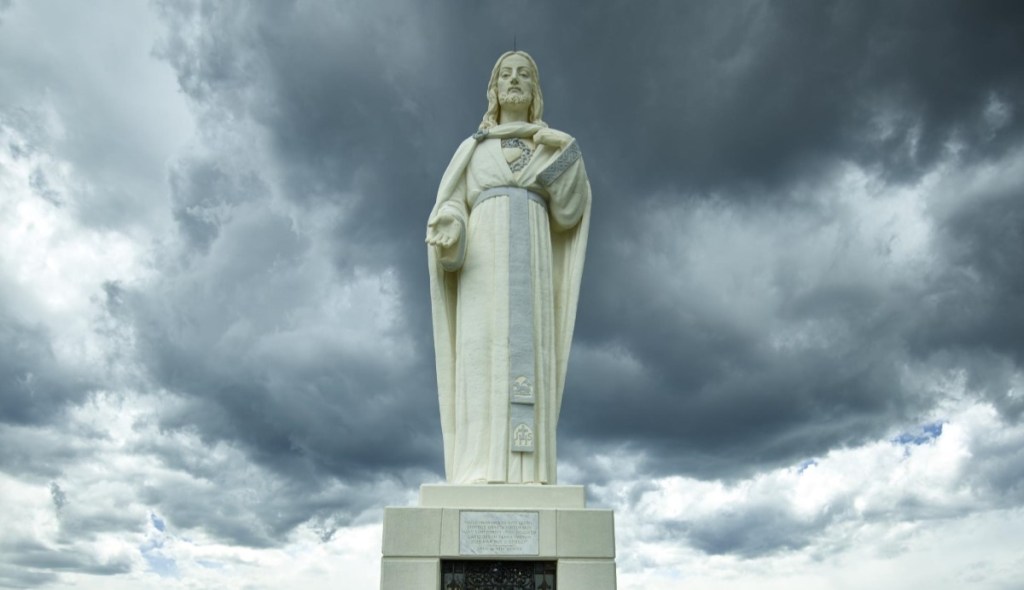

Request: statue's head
left=480, top=51, right=546, bottom=130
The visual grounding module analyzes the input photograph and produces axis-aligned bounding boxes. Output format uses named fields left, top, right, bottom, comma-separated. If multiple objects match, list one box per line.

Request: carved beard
left=498, top=91, right=531, bottom=107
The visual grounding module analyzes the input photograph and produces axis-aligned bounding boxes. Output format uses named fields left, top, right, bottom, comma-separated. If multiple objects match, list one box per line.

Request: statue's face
left=496, top=54, right=534, bottom=107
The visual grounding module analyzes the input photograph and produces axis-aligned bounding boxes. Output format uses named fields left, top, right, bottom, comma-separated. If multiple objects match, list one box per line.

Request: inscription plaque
left=459, top=511, right=539, bottom=555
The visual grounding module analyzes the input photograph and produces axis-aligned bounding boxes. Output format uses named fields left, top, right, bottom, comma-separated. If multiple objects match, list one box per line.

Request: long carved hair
left=479, top=51, right=547, bottom=130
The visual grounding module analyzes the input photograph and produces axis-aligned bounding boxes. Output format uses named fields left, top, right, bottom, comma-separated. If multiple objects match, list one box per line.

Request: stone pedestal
left=381, top=485, right=616, bottom=590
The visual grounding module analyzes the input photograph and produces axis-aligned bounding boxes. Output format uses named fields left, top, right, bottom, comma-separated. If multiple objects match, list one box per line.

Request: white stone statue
left=426, top=51, right=591, bottom=484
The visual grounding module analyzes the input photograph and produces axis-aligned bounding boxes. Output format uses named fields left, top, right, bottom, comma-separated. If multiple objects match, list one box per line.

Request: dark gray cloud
left=1, top=539, right=131, bottom=575
left=557, top=0, right=1024, bottom=193
left=909, top=187, right=1024, bottom=419
left=674, top=502, right=832, bottom=557
left=0, top=565, right=57, bottom=590
left=0, top=307, right=91, bottom=426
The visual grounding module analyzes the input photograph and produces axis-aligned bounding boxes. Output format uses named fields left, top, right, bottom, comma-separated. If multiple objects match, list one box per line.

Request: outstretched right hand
left=426, top=214, right=460, bottom=249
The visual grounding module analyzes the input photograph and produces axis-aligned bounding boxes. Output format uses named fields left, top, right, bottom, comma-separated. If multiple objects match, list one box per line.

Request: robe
left=427, top=122, right=591, bottom=484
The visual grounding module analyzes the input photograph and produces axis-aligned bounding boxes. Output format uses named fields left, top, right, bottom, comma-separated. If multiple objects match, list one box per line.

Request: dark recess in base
left=441, top=560, right=556, bottom=590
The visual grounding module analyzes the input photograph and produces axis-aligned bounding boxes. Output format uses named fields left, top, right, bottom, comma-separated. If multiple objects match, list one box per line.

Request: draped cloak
left=427, top=122, right=591, bottom=484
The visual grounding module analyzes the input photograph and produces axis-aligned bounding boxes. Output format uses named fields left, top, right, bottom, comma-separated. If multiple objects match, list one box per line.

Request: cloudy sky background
left=2, top=0, right=1024, bottom=588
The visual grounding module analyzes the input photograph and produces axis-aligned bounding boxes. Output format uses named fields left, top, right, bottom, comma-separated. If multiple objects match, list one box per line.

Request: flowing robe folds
left=428, top=122, right=590, bottom=484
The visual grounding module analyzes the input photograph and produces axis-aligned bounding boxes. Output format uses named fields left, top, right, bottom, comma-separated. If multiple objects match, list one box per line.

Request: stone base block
left=380, top=557, right=439, bottom=590
left=558, top=559, right=617, bottom=590
left=381, top=485, right=615, bottom=589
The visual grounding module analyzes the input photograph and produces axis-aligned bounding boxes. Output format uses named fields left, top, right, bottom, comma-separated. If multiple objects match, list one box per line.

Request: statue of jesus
left=426, top=51, right=591, bottom=484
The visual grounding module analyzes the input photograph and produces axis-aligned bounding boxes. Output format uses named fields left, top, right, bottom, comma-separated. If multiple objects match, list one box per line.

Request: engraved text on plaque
left=459, top=511, right=539, bottom=555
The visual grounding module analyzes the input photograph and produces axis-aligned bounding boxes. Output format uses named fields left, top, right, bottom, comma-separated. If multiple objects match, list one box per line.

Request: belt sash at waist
left=472, top=186, right=547, bottom=210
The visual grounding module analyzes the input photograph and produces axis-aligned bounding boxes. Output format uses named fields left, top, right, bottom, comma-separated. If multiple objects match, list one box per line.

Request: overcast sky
left=2, top=1, right=1024, bottom=588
